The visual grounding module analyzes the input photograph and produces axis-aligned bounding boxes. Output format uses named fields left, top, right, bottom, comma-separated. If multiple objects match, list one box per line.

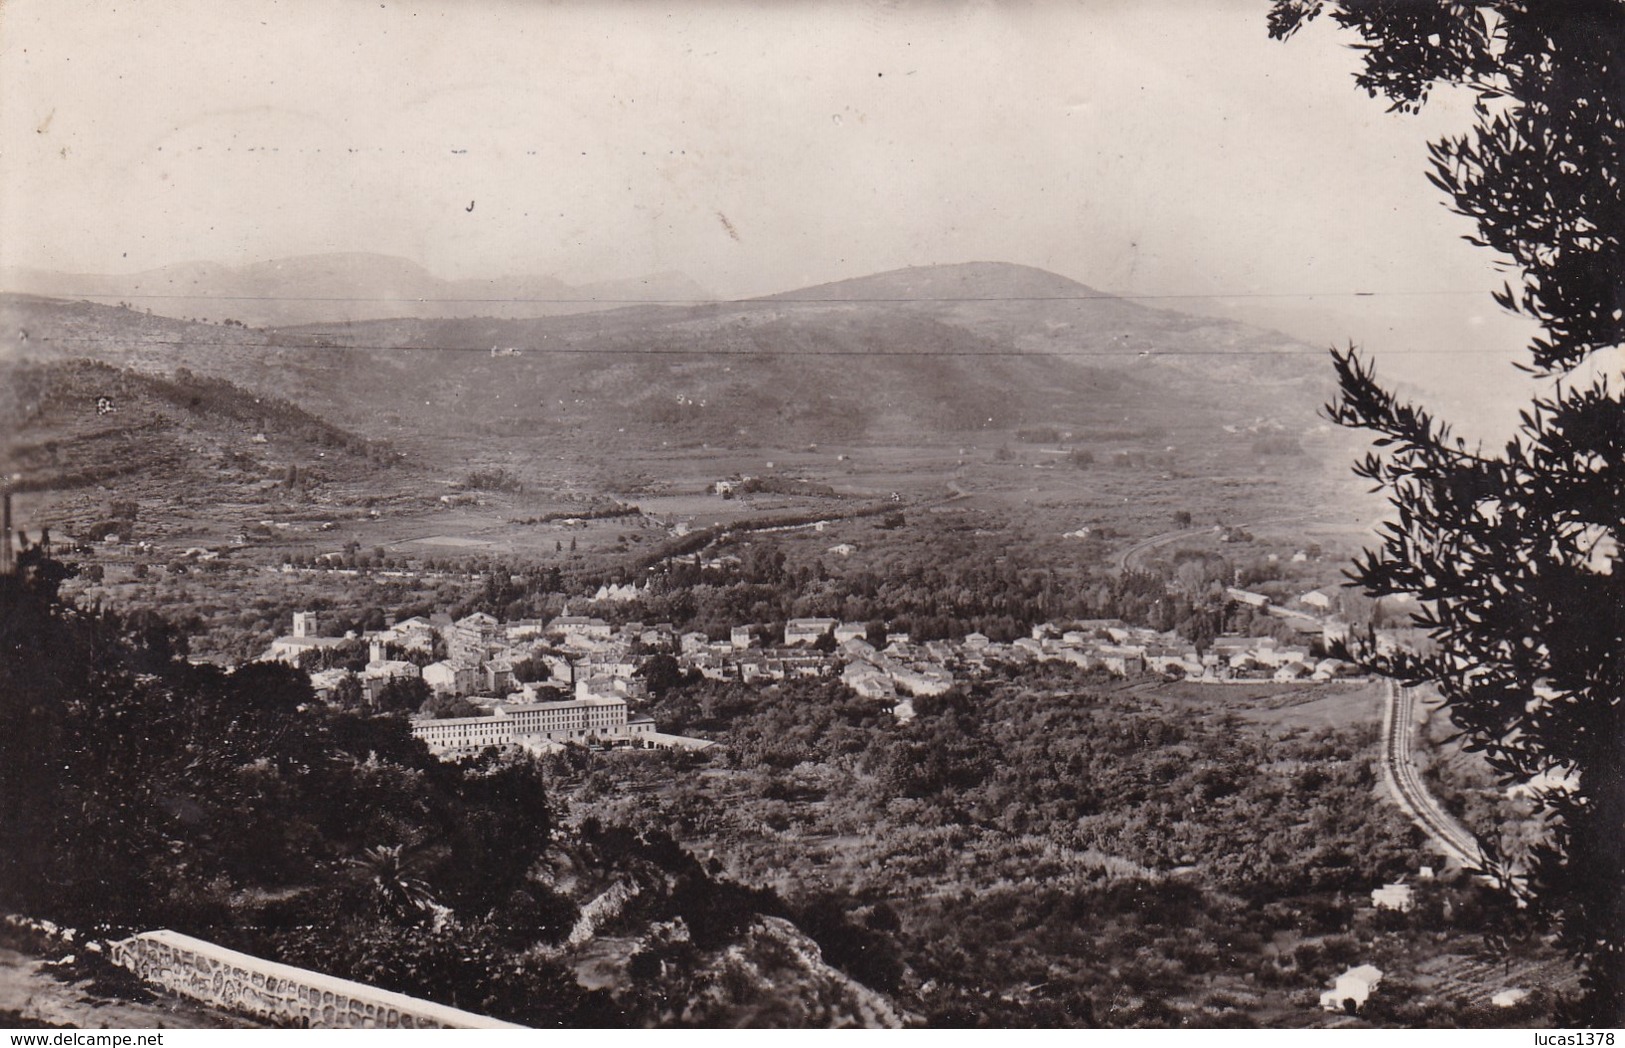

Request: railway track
left=1380, top=680, right=1490, bottom=871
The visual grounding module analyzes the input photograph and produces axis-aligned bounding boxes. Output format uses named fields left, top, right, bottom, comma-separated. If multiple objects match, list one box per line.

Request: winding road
left=1112, top=516, right=1309, bottom=573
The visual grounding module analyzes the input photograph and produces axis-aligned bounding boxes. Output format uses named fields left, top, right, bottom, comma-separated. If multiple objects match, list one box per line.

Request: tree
left=636, top=653, right=685, bottom=696
left=346, top=844, right=439, bottom=923
left=1271, top=1, right=1624, bottom=1022
left=225, top=660, right=314, bottom=717
left=375, top=676, right=432, bottom=714
left=422, top=693, right=481, bottom=720
left=332, top=673, right=364, bottom=709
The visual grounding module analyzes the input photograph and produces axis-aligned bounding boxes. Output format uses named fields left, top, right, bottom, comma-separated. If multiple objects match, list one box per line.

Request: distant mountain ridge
left=766, top=261, right=1111, bottom=302
left=2, top=260, right=1332, bottom=467
left=0, top=254, right=713, bottom=328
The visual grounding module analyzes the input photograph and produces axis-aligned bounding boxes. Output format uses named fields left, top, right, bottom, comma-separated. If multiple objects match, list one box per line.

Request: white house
left=307, top=668, right=353, bottom=702
left=550, top=615, right=613, bottom=643
left=784, top=617, right=838, bottom=646
left=1226, top=586, right=1271, bottom=609
left=1371, top=883, right=1414, bottom=912
left=484, top=657, right=515, bottom=694
left=891, top=664, right=953, bottom=697
left=364, top=658, right=421, bottom=682
left=1313, top=658, right=1354, bottom=681
left=834, top=622, right=869, bottom=644
left=423, top=660, right=477, bottom=696
left=843, top=662, right=895, bottom=700
left=1320, top=965, right=1384, bottom=1013
left=1095, top=645, right=1146, bottom=677
left=505, top=619, right=547, bottom=643
left=264, top=634, right=350, bottom=664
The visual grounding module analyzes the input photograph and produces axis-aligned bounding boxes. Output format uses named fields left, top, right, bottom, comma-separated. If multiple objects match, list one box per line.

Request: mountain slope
left=767, top=261, right=1324, bottom=385
left=273, top=261, right=1328, bottom=447
left=2, top=261, right=1331, bottom=474
left=0, top=356, right=401, bottom=550
left=0, top=255, right=713, bottom=327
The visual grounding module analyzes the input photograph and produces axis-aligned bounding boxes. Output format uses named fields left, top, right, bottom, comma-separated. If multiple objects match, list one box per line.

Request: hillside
left=272, top=262, right=1332, bottom=448
left=1, top=261, right=1336, bottom=495
left=0, top=294, right=367, bottom=404
left=0, top=255, right=713, bottom=328
left=0, top=356, right=405, bottom=549
left=767, top=262, right=1328, bottom=388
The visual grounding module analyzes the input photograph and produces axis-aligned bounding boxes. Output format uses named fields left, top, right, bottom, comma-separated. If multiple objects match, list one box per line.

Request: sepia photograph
left=1, top=0, right=1620, bottom=1031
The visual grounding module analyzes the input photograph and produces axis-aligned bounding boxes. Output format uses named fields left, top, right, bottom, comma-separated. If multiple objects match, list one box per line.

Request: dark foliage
left=1272, top=0, right=1625, bottom=1021
left=0, top=552, right=856, bottom=1026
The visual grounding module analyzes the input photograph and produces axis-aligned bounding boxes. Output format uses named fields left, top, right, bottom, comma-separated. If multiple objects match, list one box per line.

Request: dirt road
left=0, top=947, right=257, bottom=1029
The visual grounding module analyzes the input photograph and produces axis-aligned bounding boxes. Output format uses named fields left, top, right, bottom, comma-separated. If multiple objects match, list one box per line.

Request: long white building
left=410, top=696, right=652, bottom=757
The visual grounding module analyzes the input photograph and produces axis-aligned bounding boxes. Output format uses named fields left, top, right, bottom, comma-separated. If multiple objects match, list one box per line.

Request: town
left=258, top=585, right=1371, bottom=761
left=2, top=0, right=1611, bottom=1028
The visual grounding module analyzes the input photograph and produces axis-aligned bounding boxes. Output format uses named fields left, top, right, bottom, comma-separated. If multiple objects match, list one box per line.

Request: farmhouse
left=1320, top=965, right=1384, bottom=1013
left=1300, top=589, right=1334, bottom=611
left=1371, top=883, right=1414, bottom=912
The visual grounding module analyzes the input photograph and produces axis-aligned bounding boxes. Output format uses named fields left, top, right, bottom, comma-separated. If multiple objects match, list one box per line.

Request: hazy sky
left=0, top=0, right=1555, bottom=428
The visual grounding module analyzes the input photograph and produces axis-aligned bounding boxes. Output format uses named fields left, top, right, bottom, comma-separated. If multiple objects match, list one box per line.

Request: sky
left=0, top=0, right=1555, bottom=432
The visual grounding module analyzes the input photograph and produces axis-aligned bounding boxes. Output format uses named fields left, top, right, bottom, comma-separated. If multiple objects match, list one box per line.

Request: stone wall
left=106, top=929, right=521, bottom=1029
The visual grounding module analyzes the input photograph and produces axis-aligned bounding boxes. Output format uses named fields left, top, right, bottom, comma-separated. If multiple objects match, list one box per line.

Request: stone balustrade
left=107, top=929, right=522, bottom=1029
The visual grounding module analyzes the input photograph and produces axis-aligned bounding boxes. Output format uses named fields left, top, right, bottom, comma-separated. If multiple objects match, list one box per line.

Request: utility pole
left=1, top=479, right=13, bottom=575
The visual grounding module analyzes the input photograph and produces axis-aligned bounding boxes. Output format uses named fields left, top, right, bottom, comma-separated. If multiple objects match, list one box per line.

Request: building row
left=409, top=694, right=660, bottom=759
